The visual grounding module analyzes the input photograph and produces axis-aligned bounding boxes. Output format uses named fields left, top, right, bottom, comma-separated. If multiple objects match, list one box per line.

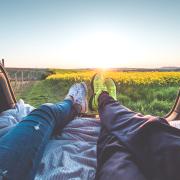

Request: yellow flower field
left=47, top=71, right=180, bottom=85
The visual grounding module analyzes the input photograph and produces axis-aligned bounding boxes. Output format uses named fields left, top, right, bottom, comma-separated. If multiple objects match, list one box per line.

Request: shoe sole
left=80, top=82, right=88, bottom=113
left=89, top=73, right=98, bottom=111
left=105, top=78, right=118, bottom=96
left=89, top=76, right=118, bottom=111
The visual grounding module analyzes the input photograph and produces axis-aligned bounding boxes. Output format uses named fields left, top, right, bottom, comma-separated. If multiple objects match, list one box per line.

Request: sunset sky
left=0, top=0, right=180, bottom=68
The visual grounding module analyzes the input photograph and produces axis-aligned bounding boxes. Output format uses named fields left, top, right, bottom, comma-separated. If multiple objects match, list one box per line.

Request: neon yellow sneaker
left=89, top=73, right=107, bottom=111
left=105, top=78, right=117, bottom=100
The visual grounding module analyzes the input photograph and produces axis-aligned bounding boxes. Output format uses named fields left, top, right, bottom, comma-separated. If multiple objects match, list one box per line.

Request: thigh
left=96, top=127, right=146, bottom=180
left=97, top=151, right=147, bottom=180
left=0, top=126, right=14, bottom=138
left=0, top=118, right=53, bottom=180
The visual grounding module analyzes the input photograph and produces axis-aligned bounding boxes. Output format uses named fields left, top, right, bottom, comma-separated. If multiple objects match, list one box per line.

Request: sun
left=61, top=31, right=136, bottom=68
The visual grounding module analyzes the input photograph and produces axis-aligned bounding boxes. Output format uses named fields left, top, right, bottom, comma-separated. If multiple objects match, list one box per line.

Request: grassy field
left=15, top=69, right=180, bottom=117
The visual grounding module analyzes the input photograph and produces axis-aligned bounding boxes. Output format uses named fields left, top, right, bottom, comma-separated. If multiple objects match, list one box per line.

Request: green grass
left=117, top=85, right=179, bottom=116
left=16, top=80, right=70, bottom=107
left=16, top=79, right=179, bottom=117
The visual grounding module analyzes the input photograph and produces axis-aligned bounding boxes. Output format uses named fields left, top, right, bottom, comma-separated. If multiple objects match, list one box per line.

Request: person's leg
left=93, top=75, right=180, bottom=180
left=0, top=82, right=88, bottom=180
left=0, top=100, right=74, bottom=180
left=89, top=74, right=147, bottom=179
left=96, top=92, right=147, bottom=180
left=96, top=127, right=147, bottom=180
left=97, top=91, right=180, bottom=180
left=98, top=92, right=148, bottom=137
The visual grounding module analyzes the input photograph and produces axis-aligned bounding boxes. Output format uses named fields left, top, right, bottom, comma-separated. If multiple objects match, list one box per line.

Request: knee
left=28, top=103, right=56, bottom=121
left=38, top=103, right=56, bottom=116
left=39, top=103, right=54, bottom=111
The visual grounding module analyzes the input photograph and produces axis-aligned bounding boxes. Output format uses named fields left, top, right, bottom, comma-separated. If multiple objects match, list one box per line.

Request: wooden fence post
left=1, top=59, right=5, bottom=67
left=15, top=73, right=17, bottom=91
left=2, top=59, right=5, bottom=67
left=21, top=71, right=24, bottom=87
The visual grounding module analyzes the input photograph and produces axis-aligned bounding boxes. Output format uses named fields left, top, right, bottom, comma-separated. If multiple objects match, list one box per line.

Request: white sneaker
left=65, top=82, right=88, bottom=113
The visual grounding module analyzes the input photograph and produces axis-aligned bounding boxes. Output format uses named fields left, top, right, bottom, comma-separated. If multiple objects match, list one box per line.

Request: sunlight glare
left=61, top=31, right=141, bottom=68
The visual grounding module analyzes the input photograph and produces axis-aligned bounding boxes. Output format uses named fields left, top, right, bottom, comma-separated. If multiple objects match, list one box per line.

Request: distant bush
left=40, top=70, right=54, bottom=80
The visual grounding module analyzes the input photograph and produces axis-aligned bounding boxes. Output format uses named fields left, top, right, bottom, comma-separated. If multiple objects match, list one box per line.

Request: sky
left=0, top=0, right=180, bottom=69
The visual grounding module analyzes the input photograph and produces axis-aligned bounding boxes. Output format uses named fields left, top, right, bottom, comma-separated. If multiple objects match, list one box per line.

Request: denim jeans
left=0, top=100, right=77, bottom=180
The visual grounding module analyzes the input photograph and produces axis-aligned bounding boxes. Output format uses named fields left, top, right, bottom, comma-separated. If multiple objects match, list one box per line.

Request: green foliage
left=17, top=80, right=179, bottom=117
left=117, top=85, right=179, bottom=116
left=40, top=70, right=54, bottom=80
left=17, top=80, right=70, bottom=107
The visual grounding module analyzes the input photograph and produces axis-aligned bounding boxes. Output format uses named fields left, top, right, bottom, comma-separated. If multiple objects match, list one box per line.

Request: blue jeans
left=0, top=100, right=76, bottom=180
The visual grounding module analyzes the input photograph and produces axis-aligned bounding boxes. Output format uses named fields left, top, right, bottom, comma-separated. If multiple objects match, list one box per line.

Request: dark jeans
left=96, top=92, right=180, bottom=180
left=0, top=100, right=77, bottom=180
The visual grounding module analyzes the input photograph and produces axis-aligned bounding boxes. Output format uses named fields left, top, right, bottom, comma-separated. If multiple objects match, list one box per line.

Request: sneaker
left=89, top=73, right=107, bottom=111
left=65, top=82, right=88, bottom=113
left=105, top=78, right=117, bottom=100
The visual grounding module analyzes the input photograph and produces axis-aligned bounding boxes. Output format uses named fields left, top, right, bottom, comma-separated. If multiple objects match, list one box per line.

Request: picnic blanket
left=0, top=100, right=180, bottom=180
left=0, top=100, right=101, bottom=180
